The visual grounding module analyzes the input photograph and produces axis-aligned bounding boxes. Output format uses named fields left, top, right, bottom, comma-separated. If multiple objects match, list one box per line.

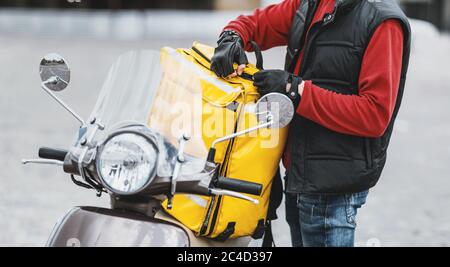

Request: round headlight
left=97, top=133, right=157, bottom=195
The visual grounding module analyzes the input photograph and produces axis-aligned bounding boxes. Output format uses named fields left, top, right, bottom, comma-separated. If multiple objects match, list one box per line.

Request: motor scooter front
left=23, top=50, right=293, bottom=247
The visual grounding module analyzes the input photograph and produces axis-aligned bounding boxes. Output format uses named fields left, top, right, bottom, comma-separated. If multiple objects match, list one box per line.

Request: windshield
left=87, top=49, right=209, bottom=159
left=90, top=50, right=161, bottom=135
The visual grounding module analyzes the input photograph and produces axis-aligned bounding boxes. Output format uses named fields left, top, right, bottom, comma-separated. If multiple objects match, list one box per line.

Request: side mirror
left=39, top=53, right=71, bottom=92
left=255, top=93, right=294, bottom=129
left=38, top=53, right=84, bottom=125
left=207, top=93, right=295, bottom=163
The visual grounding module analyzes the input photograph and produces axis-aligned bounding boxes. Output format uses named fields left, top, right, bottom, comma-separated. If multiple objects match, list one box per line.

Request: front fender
left=47, top=206, right=190, bottom=247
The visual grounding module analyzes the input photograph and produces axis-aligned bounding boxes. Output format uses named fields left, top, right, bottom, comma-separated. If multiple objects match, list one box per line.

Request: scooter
left=22, top=50, right=294, bottom=247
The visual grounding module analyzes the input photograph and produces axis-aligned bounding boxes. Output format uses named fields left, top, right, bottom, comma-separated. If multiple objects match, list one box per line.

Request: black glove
left=253, top=70, right=290, bottom=96
left=211, top=30, right=248, bottom=77
left=253, top=69, right=302, bottom=105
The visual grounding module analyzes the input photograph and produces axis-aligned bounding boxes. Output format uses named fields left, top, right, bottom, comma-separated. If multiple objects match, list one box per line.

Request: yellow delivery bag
left=153, top=42, right=288, bottom=240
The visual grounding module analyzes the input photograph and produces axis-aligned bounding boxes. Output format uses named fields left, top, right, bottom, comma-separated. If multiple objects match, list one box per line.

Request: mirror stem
left=210, top=120, right=273, bottom=150
left=206, top=120, right=274, bottom=164
left=41, top=78, right=85, bottom=125
left=209, top=188, right=259, bottom=204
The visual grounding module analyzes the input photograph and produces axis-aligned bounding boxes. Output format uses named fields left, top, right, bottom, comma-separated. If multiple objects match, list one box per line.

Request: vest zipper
left=289, top=4, right=338, bottom=190
left=299, top=9, right=337, bottom=76
left=288, top=0, right=319, bottom=73
left=287, top=2, right=322, bottom=190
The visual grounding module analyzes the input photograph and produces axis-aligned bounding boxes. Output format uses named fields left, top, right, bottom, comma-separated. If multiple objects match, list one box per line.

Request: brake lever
left=21, top=159, right=64, bottom=166
left=208, top=188, right=259, bottom=205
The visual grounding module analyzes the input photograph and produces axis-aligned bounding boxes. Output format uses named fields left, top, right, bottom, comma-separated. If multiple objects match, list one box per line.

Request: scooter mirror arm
left=41, top=78, right=85, bottom=126
left=174, top=165, right=260, bottom=205
left=206, top=120, right=274, bottom=163
left=171, top=178, right=259, bottom=205
left=208, top=188, right=259, bottom=205
left=210, top=120, right=273, bottom=150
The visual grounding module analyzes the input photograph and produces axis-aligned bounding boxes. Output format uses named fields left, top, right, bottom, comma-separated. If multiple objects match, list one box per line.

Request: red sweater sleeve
left=224, top=0, right=300, bottom=51
left=297, top=19, right=404, bottom=138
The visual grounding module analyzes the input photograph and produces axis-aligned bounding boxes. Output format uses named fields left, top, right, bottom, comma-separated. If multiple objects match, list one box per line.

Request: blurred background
left=0, top=0, right=449, bottom=246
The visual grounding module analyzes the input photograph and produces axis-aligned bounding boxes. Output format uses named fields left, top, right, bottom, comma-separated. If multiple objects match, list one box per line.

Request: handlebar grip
left=215, top=176, right=262, bottom=196
left=38, top=147, right=68, bottom=161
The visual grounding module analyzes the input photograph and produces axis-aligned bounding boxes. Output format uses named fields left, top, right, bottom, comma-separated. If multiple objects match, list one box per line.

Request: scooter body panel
left=47, top=206, right=190, bottom=247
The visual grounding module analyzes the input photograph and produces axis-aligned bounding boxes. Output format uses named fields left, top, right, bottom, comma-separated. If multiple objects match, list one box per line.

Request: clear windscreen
left=70, top=49, right=228, bottom=178
left=89, top=50, right=161, bottom=136
left=88, top=49, right=210, bottom=159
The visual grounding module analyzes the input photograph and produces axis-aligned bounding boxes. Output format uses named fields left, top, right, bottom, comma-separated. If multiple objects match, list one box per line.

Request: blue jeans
left=285, top=190, right=368, bottom=247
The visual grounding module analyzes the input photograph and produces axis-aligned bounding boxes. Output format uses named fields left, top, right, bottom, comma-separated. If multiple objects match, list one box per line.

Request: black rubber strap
left=250, top=41, right=264, bottom=70
left=251, top=219, right=266, bottom=239
left=288, top=75, right=302, bottom=107
left=262, top=220, right=275, bottom=247
left=213, top=222, right=236, bottom=242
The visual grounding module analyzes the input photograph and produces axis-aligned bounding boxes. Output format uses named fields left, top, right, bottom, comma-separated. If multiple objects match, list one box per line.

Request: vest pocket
left=304, top=156, right=370, bottom=193
left=315, top=40, right=354, bottom=48
left=305, top=121, right=365, bottom=160
left=306, top=154, right=353, bottom=161
left=309, top=44, right=361, bottom=89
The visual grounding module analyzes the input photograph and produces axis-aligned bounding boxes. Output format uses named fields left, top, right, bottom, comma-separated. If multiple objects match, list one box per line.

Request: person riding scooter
left=211, top=0, right=411, bottom=247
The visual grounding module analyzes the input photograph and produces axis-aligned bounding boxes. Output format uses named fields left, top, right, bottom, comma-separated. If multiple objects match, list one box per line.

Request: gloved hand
left=211, top=30, right=248, bottom=78
left=253, top=69, right=303, bottom=105
left=253, top=70, right=290, bottom=96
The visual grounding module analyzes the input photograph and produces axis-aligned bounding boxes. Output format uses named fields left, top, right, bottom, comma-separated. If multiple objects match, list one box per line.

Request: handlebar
left=33, top=147, right=262, bottom=203
left=215, top=176, right=262, bottom=196
left=38, top=147, right=68, bottom=162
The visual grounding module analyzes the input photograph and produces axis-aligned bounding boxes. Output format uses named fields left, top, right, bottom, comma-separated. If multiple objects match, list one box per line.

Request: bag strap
left=213, top=222, right=236, bottom=242
left=262, top=168, right=283, bottom=247
left=250, top=41, right=264, bottom=70
left=262, top=220, right=275, bottom=247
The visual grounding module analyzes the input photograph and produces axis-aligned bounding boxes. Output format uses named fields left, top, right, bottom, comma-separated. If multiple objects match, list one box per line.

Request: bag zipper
left=202, top=102, right=244, bottom=237
left=199, top=143, right=231, bottom=235
left=190, top=45, right=255, bottom=236
left=191, top=46, right=254, bottom=81
left=189, top=45, right=245, bottom=236
left=206, top=128, right=237, bottom=236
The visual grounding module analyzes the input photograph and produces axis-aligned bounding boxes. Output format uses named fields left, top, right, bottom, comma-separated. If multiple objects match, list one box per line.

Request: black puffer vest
left=285, top=0, right=411, bottom=194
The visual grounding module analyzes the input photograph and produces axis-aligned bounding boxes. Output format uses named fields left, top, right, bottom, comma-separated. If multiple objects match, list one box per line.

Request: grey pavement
left=0, top=11, right=449, bottom=247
